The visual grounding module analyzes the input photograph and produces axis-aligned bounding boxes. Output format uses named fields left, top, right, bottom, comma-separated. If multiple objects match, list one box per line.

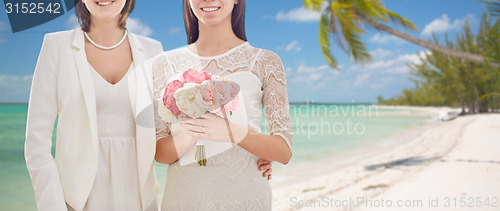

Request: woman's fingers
left=263, top=169, right=272, bottom=178
left=258, top=163, right=272, bottom=171
left=257, top=159, right=271, bottom=166
left=186, top=130, right=211, bottom=140
left=180, top=123, right=204, bottom=133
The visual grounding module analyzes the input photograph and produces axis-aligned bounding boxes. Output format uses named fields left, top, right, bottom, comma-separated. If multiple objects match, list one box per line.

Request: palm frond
left=319, top=12, right=339, bottom=69
left=303, top=0, right=325, bottom=12
left=330, top=11, right=349, bottom=54
left=480, top=0, right=500, bottom=16
left=332, top=2, right=371, bottom=63
left=364, top=0, right=418, bottom=31
left=383, top=9, right=418, bottom=31
left=353, top=0, right=386, bottom=20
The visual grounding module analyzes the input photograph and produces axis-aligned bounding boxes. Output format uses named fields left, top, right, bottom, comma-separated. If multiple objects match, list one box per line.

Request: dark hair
left=75, top=0, right=135, bottom=32
left=183, top=0, right=247, bottom=44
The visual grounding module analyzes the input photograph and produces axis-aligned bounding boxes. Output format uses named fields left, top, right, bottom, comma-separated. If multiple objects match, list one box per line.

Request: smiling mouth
left=201, top=7, right=221, bottom=12
left=96, top=1, right=114, bottom=6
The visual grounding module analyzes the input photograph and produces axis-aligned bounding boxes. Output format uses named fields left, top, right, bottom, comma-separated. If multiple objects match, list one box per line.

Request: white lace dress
left=153, top=42, right=292, bottom=211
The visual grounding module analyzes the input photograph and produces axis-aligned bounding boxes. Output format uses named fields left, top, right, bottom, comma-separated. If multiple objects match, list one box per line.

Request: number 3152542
left=5, top=3, right=61, bottom=14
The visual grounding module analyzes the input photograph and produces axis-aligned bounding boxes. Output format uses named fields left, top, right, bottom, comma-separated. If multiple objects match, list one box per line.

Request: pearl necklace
left=84, top=30, right=128, bottom=50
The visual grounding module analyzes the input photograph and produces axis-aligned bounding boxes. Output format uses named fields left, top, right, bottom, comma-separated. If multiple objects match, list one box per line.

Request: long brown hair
left=183, top=0, right=247, bottom=44
left=75, top=0, right=135, bottom=32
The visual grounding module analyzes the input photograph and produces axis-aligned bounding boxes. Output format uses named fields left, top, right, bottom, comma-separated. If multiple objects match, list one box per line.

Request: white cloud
left=127, top=18, right=153, bottom=36
left=285, top=50, right=432, bottom=102
left=169, top=27, right=182, bottom=34
left=292, top=73, right=322, bottom=83
left=369, top=33, right=405, bottom=45
left=285, top=40, right=301, bottom=53
left=354, top=73, right=371, bottom=87
left=0, top=75, right=33, bottom=103
left=422, top=14, right=463, bottom=36
left=276, top=7, right=321, bottom=22
left=0, top=75, right=32, bottom=82
left=289, top=64, right=338, bottom=91
left=66, top=16, right=80, bottom=29
left=350, top=50, right=429, bottom=74
left=369, top=76, right=396, bottom=89
left=296, top=64, right=331, bottom=74
left=369, top=48, right=392, bottom=59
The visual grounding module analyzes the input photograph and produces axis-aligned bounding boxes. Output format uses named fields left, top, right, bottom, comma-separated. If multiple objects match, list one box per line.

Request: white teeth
left=202, top=7, right=220, bottom=12
left=97, top=1, right=112, bottom=6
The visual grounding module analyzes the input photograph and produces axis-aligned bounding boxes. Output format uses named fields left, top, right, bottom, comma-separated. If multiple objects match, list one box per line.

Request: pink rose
left=200, top=82, right=213, bottom=107
left=181, top=69, right=211, bottom=84
left=163, top=80, right=184, bottom=116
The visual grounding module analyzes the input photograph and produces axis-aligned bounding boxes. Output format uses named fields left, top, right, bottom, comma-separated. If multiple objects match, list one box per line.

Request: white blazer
left=25, top=28, right=163, bottom=211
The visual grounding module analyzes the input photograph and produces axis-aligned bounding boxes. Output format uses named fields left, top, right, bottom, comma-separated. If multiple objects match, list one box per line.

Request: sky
left=0, top=0, right=489, bottom=103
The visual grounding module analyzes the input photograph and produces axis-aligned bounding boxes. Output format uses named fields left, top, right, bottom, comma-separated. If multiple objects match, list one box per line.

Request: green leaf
left=319, top=12, right=339, bottom=69
left=480, top=0, right=500, bottom=16
left=303, top=0, right=324, bottom=12
left=331, top=2, right=371, bottom=63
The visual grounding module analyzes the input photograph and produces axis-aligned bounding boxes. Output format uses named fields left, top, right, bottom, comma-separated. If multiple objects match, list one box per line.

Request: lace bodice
left=152, top=42, right=292, bottom=151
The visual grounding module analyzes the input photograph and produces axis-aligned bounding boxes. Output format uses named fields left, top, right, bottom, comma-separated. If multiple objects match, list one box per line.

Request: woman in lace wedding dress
left=153, top=0, right=292, bottom=210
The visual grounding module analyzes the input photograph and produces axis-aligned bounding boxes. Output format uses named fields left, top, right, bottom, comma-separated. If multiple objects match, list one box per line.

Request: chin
left=199, top=16, right=231, bottom=27
left=92, top=13, right=121, bottom=22
left=200, top=20, right=224, bottom=26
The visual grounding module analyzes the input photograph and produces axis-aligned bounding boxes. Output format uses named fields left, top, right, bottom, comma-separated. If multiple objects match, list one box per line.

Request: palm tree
left=304, top=0, right=500, bottom=69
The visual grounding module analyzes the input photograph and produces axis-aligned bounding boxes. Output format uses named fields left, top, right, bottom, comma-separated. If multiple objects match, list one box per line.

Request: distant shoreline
left=289, top=102, right=375, bottom=105
left=0, top=103, right=28, bottom=105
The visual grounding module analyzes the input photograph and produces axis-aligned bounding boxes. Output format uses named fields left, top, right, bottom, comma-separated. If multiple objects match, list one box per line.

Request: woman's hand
left=180, top=113, right=249, bottom=143
left=258, top=159, right=273, bottom=180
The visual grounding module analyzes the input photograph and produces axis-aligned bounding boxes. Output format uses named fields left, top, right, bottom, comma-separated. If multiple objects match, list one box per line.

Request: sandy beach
left=272, top=107, right=500, bottom=210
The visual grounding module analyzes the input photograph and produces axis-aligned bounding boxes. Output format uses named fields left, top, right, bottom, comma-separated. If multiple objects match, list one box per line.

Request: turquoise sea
left=0, top=103, right=429, bottom=210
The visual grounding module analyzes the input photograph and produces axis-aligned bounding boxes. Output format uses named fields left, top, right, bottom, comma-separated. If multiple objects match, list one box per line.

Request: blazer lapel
left=129, top=32, right=157, bottom=208
left=72, top=28, right=98, bottom=152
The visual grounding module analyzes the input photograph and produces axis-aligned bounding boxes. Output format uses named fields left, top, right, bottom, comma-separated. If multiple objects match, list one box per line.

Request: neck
left=87, top=16, right=125, bottom=46
left=195, top=19, right=244, bottom=54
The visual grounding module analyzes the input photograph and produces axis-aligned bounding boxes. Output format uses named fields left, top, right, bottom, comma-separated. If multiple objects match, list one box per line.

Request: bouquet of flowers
left=158, top=69, right=240, bottom=166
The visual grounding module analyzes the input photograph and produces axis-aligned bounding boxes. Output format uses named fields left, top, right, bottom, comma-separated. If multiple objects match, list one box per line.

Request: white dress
left=69, top=63, right=142, bottom=211
left=152, top=42, right=293, bottom=210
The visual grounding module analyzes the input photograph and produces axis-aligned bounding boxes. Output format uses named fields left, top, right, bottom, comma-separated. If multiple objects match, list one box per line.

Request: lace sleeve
left=257, top=50, right=293, bottom=152
left=153, top=54, right=172, bottom=141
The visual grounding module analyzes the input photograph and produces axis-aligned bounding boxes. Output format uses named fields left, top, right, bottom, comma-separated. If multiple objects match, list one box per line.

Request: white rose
left=174, top=83, right=208, bottom=118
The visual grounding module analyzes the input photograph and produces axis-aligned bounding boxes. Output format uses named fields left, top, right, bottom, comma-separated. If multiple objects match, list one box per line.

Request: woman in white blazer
left=24, top=0, right=163, bottom=210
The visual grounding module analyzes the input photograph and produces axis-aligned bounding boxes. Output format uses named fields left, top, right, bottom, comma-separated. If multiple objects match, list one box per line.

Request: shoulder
left=149, top=46, right=187, bottom=68
left=42, top=28, right=78, bottom=44
left=250, top=46, right=284, bottom=70
left=161, top=45, right=190, bottom=61
left=248, top=45, right=288, bottom=84
left=249, top=45, right=283, bottom=65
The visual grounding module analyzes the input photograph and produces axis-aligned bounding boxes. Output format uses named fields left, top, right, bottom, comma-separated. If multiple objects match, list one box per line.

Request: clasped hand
left=179, top=112, right=249, bottom=143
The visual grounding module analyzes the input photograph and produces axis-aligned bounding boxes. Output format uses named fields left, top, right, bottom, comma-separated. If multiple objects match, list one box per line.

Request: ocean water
left=0, top=104, right=428, bottom=210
